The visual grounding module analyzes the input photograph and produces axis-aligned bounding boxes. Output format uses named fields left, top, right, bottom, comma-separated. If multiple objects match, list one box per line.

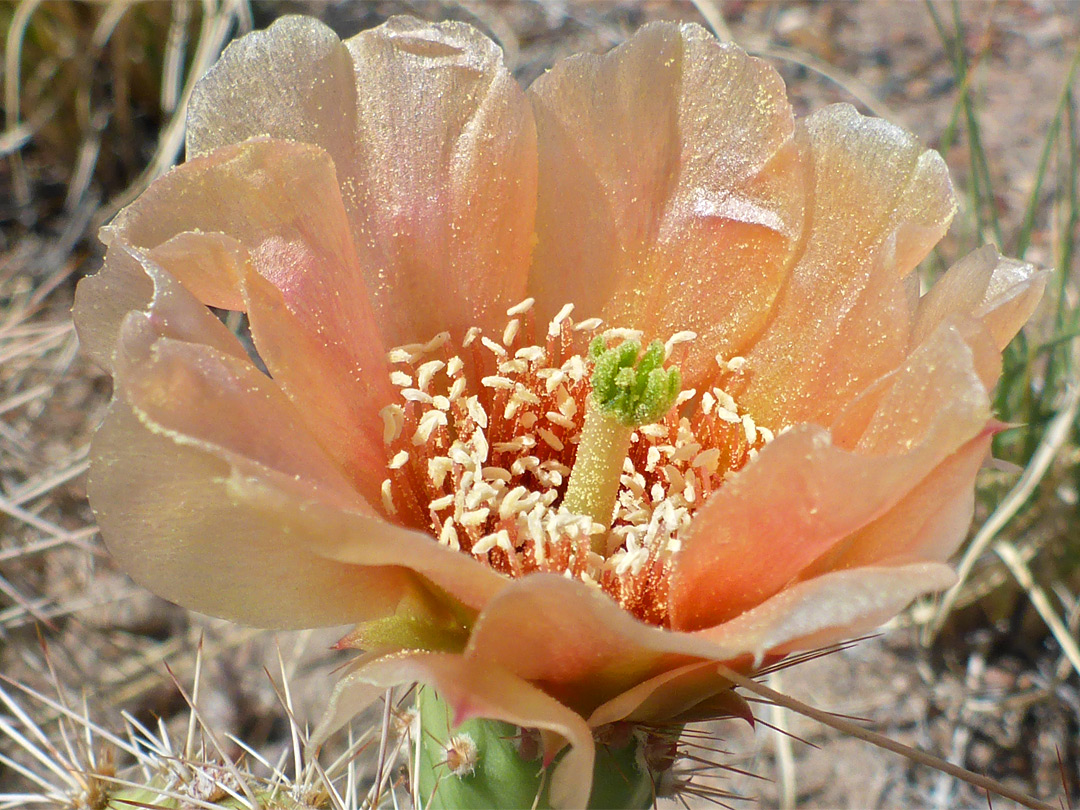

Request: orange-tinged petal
left=188, top=14, right=538, bottom=348
left=113, top=332, right=363, bottom=508
left=527, top=21, right=805, bottom=386
left=341, top=16, right=537, bottom=345
left=696, top=562, right=956, bottom=656
left=737, top=104, right=957, bottom=429
left=312, top=651, right=595, bottom=810
left=804, top=430, right=993, bottom=576
left=145, top=232, right=248, bottom=311
left=671, top=324, right=988, bottom=632
left=913, top=245, right=1046, bottom=351
left=465, top=575, right=693, bottom=715
left=104, top=137, right=392, bottom=499
left=586, top=662, right=746, bottom=728
left=835, top=322, right=991, bottom=455
left=186, top=16, right=358, bottom=163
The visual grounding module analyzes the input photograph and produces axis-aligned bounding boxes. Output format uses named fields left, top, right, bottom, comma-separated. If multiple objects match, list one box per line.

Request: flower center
left=379, top=299, right=775, bottom=627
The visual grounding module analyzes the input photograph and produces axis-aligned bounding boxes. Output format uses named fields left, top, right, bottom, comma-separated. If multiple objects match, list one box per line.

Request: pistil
left=563, top=339, right=681, bottom=553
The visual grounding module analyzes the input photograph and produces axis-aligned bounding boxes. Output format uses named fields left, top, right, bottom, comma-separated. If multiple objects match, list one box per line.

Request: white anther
left=380, top=404, right=405, bottom=444
left=481, top=336, right=508, bottom=357
left=461, top=508, right=490, bottom=527
left=726, top=356, right=747, bottom=372
left=692, top=448, right=721, bottom=471
left=389, top=450, right=409, bottom=470
left=503, top=318, right=521, bottom=346
left=741, top=414, right=757, bottom=445
left=664, top=331, right=697, bottom=357
left=715, top=406, right=740, bottom=424
left=573, top=317, right=604, bottom=332
left=466, top=396, right=488, bottom=429
left=549, top=303, right=575, bottom=336
left=430, top=494, right=454, bottom=511
left=481, top=375, right=515, bottom=390
left=428, top=457, right=453, bottom=488
left=402, top=388, right=433, bottom=404
left=413, top=410, right=448, bottom=445
left=416, top=360, right=445, bottom=392
left=390, top=370, right=412, bottom=387
left=545, top=411, right=576, bottom=430
left=757, top=425, right=775, bottom=444
left=380, top=479, right=396, bottom=515
left=506, top=297, right=535, bottom=317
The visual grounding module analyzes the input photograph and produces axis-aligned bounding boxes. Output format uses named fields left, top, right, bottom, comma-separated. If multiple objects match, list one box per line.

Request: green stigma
left=588, top=338, right=681, bottom=427
left=564, top=338, right=683, bottom=542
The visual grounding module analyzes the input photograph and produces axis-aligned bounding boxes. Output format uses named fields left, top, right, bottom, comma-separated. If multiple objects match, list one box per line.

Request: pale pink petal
left=105, top=138, right=392, bottom=499
left=671, top=324, right=989, bottom=632
left=113, top=331, right=363, bottom=508
left=526, top=21, right=805, bottom=386
left=737, top=104, right=957, bottom=429
left=73, top=241, right=246, bottom=373
left=341, top=16, right=537, bottom=345
left=696, top=563, right=956, bottom=656
left=92, top=396, right=413, bottom=630
left=312, top=651, right=595, bottom=810
left=186, top=16, right=358, bottom=162
left=913, top=245, right=1047, bottom=350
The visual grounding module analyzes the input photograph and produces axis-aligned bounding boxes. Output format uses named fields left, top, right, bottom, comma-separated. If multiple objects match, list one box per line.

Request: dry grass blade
left=715, top=663, right=1061, bottom=810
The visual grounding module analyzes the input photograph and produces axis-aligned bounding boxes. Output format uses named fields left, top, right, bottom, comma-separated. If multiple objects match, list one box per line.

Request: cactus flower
left=74, top=14, right=1043, bottom=809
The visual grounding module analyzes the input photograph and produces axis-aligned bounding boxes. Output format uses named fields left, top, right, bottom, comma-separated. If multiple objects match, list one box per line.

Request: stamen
left=378, top=307, right=774, bottom=626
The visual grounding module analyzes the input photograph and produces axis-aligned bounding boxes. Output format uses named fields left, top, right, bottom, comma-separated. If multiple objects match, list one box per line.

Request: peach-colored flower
left=74, top=15, right=1043, bottom=808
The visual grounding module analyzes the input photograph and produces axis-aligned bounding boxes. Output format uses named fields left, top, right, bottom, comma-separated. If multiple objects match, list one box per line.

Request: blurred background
left=1, top=2, right=1078, bottom=808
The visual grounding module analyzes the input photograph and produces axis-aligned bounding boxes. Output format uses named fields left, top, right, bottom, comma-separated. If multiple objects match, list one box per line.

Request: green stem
left=416, top=687, right=653, bottom=810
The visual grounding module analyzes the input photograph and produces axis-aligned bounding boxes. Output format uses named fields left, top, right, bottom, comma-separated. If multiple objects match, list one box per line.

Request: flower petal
left=340, top=16, right=537, bottom=345
left=586, top=662, right=749, bottom=728
left=737, top=104, right=957, bottom=429
left=93, top=390, right=413, bottom=630
left=671, top=323, right=989, bottom=632
left=465, top=575, right=696, bottom=716
left=186, top=16, right=358, bottom=162
left=73, top=240, right=246, bottom=373
left=697, top=562, right=956, bottom=656
left=312, top=651, right=595, bottom=810
left=527, top=21, right=805, bottom=385
left=104, top=138, right=392, bottom=499
left=802, top=430, right=992, bottom=576
left=913, top=245, right=1046, bottom=351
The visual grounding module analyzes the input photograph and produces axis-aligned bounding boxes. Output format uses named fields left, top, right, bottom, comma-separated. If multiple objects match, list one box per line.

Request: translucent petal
left=104, top=138, right=391, bottom=499
left=341, top=16, right=537, bottom=344
left=737, top=104, right=957, bottom=429
left=526, top=21, right=805, bottom=386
